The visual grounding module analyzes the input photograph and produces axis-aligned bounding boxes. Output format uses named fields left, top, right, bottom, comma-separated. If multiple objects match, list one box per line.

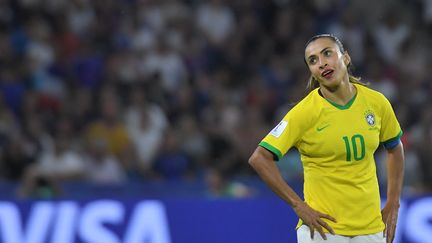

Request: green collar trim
left=323, top=92, right=357, bottom=110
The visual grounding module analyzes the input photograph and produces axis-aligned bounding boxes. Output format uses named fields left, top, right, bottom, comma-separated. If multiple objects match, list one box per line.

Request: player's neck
left=320, top=81, right=356, bottom=106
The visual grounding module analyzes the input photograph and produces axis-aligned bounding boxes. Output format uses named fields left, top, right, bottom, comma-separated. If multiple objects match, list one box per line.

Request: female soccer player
left=248, top=34, right=404, bottom=243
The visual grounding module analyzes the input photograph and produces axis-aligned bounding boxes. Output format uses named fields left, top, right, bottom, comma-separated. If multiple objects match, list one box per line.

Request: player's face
left=305, top=38, right=350, bottom=90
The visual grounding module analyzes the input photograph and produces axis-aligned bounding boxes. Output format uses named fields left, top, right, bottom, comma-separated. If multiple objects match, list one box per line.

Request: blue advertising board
left=0, top=196, right=431, bottom=243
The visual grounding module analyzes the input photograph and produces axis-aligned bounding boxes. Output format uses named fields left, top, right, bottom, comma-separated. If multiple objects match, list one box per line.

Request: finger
left=314, top=223, right=327, bottom=240
left=310, top=225, right=315, bottom=239
left=309, top=226, right=315, bottom=240
left=387, top=231, right=393, bottom=243
left=386, top=228, right=391, bottom=243
left=318, top=219, right=335, bottom=235
left=320, top=213, right=337, bottom=222
left=386, top=224, right=395, bottom=243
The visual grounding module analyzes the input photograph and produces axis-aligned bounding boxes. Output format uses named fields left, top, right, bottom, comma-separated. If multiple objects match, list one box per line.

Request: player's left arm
left=382, top=142, right=404, bottom=243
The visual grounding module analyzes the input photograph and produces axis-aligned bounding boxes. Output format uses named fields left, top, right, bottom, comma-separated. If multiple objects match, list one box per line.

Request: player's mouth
left=321, top=69, right=334, bottom=79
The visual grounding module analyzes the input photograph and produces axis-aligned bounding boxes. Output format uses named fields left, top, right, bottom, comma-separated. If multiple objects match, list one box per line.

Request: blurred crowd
left=0, top=0, right=431, bottom=198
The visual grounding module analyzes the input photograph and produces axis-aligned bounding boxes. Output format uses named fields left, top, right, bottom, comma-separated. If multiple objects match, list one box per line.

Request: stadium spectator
left=152, top=128, right=193, bottom=180
left=30, top=129, right=84, bottom=179
left=84, top=85, right=132, bottom=165
left=410, top=105, right=432, bottom=192
left=371, top=8, right=410, bottom=65
left=83, top=138, right=126, bottom=184
left=125, top=87, right=168, bottom=175
left=205, top=167, right=253, bottom=198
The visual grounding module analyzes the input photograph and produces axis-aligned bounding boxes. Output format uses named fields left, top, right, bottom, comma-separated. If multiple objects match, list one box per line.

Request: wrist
left=385, top=198, right=400, bottom=208
left=291, top=199, right=304, bottom=209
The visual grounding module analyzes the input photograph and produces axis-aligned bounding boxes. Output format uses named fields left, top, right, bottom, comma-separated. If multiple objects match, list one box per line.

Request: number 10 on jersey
left=342, top=134, right=365, bottom=161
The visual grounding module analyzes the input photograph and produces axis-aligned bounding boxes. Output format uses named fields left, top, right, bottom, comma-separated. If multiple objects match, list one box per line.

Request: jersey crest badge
left=364, top=110, right=375, bottom=126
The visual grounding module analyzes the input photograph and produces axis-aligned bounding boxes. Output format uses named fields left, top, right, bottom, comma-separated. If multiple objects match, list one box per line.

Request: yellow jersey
left=259, top=83, right=402, bottom=236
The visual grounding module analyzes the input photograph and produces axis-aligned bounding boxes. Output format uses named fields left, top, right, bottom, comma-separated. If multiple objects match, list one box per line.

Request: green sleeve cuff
left=259, top=141, right=283, bottom=161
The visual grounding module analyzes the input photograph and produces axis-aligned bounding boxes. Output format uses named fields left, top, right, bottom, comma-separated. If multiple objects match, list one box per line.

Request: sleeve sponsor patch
left=270, top=121, right=288, bottom=138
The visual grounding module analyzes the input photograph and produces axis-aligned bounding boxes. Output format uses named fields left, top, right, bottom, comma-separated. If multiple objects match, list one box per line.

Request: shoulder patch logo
left=270, top=120, right=288, bottom=138
left=365, top=110, right=375, bottom=126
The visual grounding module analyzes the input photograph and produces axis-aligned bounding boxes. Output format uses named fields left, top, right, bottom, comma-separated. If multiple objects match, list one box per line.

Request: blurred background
left=0, top=0, right=431, bottom=242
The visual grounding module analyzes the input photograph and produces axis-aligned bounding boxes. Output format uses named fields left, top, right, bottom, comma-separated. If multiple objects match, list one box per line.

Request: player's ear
left=343, top=52, right=351, bottom=66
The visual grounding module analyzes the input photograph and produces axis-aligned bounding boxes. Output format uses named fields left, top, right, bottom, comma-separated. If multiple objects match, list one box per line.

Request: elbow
left=248, top=152, right=258, bottom=167
left=249, top=147, right=272, bottom=169
left=248, top=148, right=263, bottom=169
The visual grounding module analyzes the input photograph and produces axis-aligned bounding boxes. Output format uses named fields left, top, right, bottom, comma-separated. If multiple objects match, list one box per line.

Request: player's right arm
left=248, top=146, right=336, bottom=240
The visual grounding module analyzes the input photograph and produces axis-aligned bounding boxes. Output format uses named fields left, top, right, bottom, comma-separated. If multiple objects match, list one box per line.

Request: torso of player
left=260, top=83, right=398, bottom=234
left=296, top=85, right=387, bottom=234
left=297, top=90, right=381, bottom=179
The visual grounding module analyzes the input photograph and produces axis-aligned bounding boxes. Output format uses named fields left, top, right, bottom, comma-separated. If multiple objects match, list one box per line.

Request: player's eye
left=324, top=50, right=332, bottom=57
left=308, top=57, right=317, bottom=65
